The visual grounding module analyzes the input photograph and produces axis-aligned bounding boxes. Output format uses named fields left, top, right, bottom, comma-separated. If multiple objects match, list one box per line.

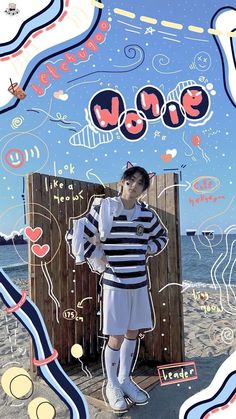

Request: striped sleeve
left=147, top=212, right=168, bottom=255
left=83, top=203, right=104, bottom=260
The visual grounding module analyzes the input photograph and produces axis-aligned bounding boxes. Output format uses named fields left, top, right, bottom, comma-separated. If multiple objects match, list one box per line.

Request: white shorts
left=101, top=285, right=154, bottom=335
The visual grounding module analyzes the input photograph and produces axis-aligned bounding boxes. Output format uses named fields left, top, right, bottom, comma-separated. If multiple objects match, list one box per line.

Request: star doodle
left=144, top=26, right=156, bottom=35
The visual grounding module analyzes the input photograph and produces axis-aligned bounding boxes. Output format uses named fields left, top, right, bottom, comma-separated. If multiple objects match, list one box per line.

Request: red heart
left=25, top=226, right=42, bottom=242
left=31, top=244, right=50, bottom=258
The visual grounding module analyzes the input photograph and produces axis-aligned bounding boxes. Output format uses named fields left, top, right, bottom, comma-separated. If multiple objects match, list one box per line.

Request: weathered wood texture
left=26, top=172, right=184, bottom=371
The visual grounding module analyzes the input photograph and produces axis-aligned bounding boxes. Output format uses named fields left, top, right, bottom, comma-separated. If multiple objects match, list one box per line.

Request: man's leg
left=105, top=335, right=124, bottom=386
left=118, top=329, right=138, bottom=383
left=118, top=329, right=149, bottom=404
left=104, top=335, right=128, bottom=411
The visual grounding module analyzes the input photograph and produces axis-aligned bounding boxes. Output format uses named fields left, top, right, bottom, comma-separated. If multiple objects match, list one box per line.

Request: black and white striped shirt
left=84, top=199, right=168, bottom=289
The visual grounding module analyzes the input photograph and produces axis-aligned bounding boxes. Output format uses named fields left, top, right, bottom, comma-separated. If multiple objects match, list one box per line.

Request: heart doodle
left=53, top=90, right=69, bottom=101
left=24, top=226, right=42, bottom=242
left=160, top=154, right=172, bottom=163
left=31, top=244, right=50, bottom=258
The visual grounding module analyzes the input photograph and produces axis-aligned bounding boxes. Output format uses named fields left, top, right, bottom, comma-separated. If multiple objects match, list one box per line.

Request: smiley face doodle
left=5, top=148, right=25, bottom=168
left=193, top=51, right=212, bottom=72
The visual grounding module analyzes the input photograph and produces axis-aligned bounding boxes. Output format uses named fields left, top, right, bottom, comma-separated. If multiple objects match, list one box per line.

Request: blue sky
left=0, top=0, right=235, bottom=235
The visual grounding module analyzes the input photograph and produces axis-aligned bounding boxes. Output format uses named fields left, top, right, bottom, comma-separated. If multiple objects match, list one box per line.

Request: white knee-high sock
left=118, top=338, right=137, bottom=383
left=104, top=345, right=120, bottom=386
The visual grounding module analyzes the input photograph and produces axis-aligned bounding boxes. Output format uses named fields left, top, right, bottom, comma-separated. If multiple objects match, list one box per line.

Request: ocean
left=1, top=235, right=236, bottom=286
left=0, top=244, right=28, bottom=280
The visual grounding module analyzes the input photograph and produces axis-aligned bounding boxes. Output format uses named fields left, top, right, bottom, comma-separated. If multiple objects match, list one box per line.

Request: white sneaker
left=106, top=382, right=128, bottom=411
left=119, top=378, right=148, bottom=404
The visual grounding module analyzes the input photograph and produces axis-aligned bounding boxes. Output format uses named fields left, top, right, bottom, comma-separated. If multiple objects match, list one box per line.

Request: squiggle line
left=43, top=261, right=61, bottom=304
left=41, top=262, right=60, bottom=324
left=205, top=236, right=213, bottom=254
left=0, top=268, right=89, bottom=418
left=74, top=54, right=93, bottom=66
left=57, top=123, right=77, bottom=132
left=198, top=145, right=210, bottom=162
left=220, top=228, right=236, bottom=311
left=85, top=366, right=92, bottom=378
left=212, top=226, right=236, bottom=315
left=191, top=236, right=201, bottom=259
left=78, top=359, right=92, bottom=378
left=29, top=108, right=81, bottom=127
left=47, top=59, right=63, bottom=65
left=225, top=251, right=236, bottom=308
left=210, top=252, right=224, bottom=290
left=182, top=131, right=194, bottom=157
left=229, top=256, right=236, bottom=289
left=84, top=107, right=99, bottom=133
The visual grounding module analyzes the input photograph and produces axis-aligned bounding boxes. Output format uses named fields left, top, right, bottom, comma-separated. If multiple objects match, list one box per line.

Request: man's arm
left=147, top=212, right=168, bottom=256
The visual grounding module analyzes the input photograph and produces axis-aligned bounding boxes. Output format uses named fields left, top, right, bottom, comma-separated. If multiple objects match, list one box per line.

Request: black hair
left=120, top=166, right=150, bottom=192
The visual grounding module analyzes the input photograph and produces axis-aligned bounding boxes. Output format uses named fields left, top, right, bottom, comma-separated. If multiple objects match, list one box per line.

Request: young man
left=74, top=163, right=168, bottom=412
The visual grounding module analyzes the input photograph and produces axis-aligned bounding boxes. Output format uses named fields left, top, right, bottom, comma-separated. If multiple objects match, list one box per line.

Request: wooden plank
left=46, top=175, right=61, bottom=360
left=155, top=174, right=170, bottom=363
left=26, top=174, right=36, bottom=377
left=174, top=172, right=185, bottom=361
left=41, top=175, right=54, bottom=355
left=32, top=173, right=47, bottom=328
left=26, top=174, right=34, bottom=299
left=144, top=176, right=157, bottom=359
left=81, top=181, right=90, bottom=355
left=75, top=180, right=89, bottom=355
left=89, top=184, right=101, bottom=357
left=30, top=174, right=51, bottom=373
left=165, top=173, right=184, bottom=362
left=64, top=176, right=76, bottom=364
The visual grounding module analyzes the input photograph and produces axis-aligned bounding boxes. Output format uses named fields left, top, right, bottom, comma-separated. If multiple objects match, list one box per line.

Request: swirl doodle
left=152, top=54, right=182, bottom=75
left=11, top=116, right=24, bottom=130
left=209, top=321, right=235, bottom=349
left=221, top=327, right=234, bottom=345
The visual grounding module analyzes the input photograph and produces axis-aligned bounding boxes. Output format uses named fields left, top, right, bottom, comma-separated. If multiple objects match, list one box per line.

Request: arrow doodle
left=77, top=297, right=93, bottom=309
left=158, top=181, right=191, bottom=198
left=86, top=169, right=106, bottom=188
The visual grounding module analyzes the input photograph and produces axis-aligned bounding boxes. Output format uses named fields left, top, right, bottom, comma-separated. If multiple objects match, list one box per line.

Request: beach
left=0, top=277, right=234, bottom=419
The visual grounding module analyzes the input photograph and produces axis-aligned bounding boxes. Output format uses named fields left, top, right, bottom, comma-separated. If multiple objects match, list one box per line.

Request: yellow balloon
left=71, top=343, right=83, bottom=358
left=1, top=367, right=32, bottom=399
left=28, top=397, right=56, bottom=419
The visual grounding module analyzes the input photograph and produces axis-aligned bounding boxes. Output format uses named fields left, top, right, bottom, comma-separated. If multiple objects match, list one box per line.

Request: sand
left=0, top=279, right=235, bottom=418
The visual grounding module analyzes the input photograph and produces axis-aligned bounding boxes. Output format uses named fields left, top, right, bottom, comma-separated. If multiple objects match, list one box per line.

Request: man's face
left=121, top=171, right=145, bottom=199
